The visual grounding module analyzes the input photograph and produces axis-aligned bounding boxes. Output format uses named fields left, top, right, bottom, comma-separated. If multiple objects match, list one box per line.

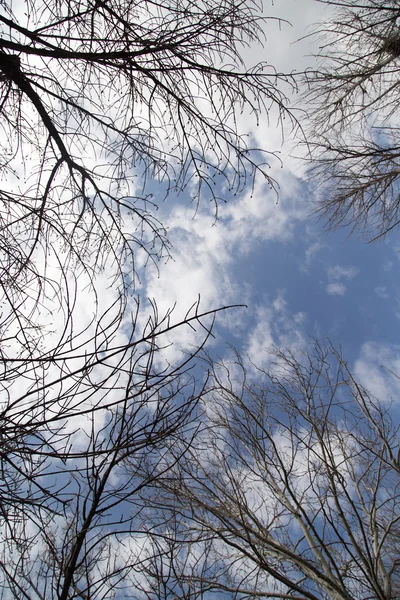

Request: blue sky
left=2, top=0, right=399, bottom=595
left=125, top=0, right=400, bottom=413
left=140, top=164, right=400, bottom=399
left=4, top=0, right=395, bottom=431
left=3, top=0, right=399, bottom=480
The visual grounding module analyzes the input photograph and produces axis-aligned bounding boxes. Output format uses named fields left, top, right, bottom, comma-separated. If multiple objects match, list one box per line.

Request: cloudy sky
left=5, top=0, right=400, bottom=413
left=130, top=0, right=400, bottom=409
left=1, top=0, right=398, bottom=594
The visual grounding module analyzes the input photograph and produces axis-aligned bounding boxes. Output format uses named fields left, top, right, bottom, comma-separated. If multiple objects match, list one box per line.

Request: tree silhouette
left=305, top=0, right=400, bottom=240
left=147, top=341, right=400, bottom=600
left=0, top=0, right=295, bottom=595
left=0, top=0, right=296, bottom=407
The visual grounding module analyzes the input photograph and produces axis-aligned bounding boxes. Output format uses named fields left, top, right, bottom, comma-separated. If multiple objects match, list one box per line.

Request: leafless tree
left=0, top=0, right=297, bottom=595
left=146, top=341, right=400, bottom=600
left=0, top=0, right=296, bottom=364
left=0, top=298, right=240, bottom=599
left=0, top=0, right=297, bottom=398
left=304, top=0, right=400, bottom=240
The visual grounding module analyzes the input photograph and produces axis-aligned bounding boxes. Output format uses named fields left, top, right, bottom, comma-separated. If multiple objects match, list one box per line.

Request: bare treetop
left=0, top=2, right=298, bottom=596
left=0, top=0, right=296, bottom=370
left=305, top=0, right=400, bottom=240
left=308, top=0, right=400, bottom=128
left=145, top=341, right=400, bottom=600
left=0, top=0, right=294, bottom=210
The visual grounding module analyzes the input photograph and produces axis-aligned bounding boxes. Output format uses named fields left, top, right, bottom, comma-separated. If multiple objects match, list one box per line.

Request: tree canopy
left=306, top=0, right=400, bottom=240
left=147, top=342, right=400, bottom=600
left=0, top=0, right=299, bottom=596
left=1, top=0, right=399, bottom=597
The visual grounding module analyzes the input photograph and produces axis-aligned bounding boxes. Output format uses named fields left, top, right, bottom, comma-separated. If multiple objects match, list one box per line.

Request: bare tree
left=146, top=341, right=400, bottom=600
left=0, top=0, right=296, bottom=359
left=305, top=0, right=400, bottom=240
left=0, top=299, right=239, bottom=599
left=0, top=0, right=297, bottom=595
left=0, top=0, right=297, bottom=403
left=0, top=0, right=299, bottom=385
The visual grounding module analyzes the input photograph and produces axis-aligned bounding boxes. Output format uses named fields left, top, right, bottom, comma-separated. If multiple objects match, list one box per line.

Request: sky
left=1, top=0, right=399, bottom=596
left=132, top=0, right=400, bottom=410
left=3, top=0, right=400, bottom=431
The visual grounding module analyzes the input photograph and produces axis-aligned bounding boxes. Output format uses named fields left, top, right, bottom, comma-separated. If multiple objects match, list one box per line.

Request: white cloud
left=324, top=264, right=359, bottom=296
left=223, top=177, right=306, bottom=250
left=245, top=291, right=306, bottom=370
left=327, top=266, right=359, bottom=281
left=140, top=181, right=307, bottom=365
left=354, top=342, right=400, bottom=403
left=375, top=286, right=389, bottom=299
left=303, top=241, right=325, bottom=271
left=245, top=306, right=275, bottom=368
left=326, top=282, right=346, bottom=296
left=294, top=311, right=307, bottom=325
